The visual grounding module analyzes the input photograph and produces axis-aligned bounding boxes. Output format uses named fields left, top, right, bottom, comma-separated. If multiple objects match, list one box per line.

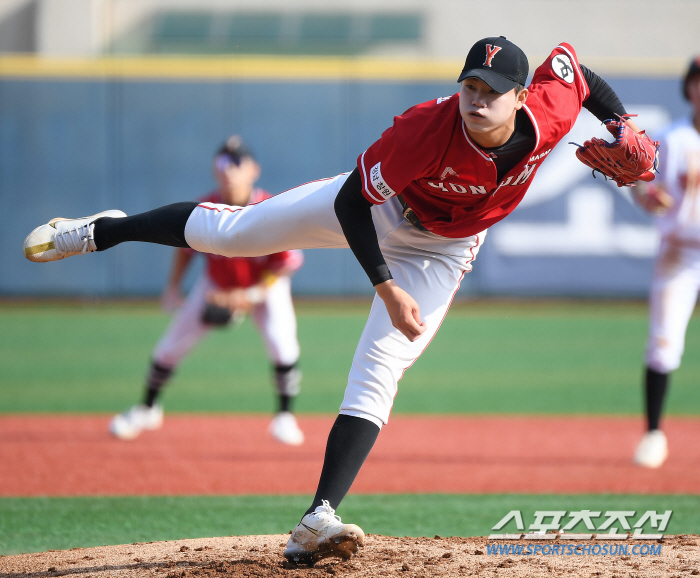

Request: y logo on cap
left=483, top=44, right=502, bottom=67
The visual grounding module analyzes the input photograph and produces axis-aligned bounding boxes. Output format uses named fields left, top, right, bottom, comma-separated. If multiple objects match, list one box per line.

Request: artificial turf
left=1, top=300, right=699, bottom=415
left=1, top=494, right=698, bottom=555
left=2, top=301, right=699, bottom=555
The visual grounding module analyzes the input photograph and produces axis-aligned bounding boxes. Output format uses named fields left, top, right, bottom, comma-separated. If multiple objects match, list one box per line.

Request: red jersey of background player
left=358, top=43, right=588, bottom=239
left=193, top=189, right=303, bottom=288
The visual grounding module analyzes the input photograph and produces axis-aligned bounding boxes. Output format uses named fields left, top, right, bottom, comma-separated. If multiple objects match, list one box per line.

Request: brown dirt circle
left=1, top=535, right=698, bottom=578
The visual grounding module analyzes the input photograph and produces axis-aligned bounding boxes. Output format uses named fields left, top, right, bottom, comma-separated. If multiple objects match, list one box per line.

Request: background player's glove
left=201, top=302, right=233, bottom=327
left=631, top=184, right=674, bottom=215
left=572, top=115, right=660, bottom=188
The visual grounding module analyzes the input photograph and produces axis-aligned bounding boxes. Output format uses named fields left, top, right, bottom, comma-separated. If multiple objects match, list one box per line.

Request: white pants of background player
left=185, top=172, right=484, bottom=429
left=645, top=237, right=700, bottom=373
left=153, top=273, right=301, bottom=373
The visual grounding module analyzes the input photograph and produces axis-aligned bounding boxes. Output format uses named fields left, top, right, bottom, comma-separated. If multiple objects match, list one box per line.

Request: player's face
left=214, top=156, right=261, bottom=206
left=459, top=77, right=528, bottom=146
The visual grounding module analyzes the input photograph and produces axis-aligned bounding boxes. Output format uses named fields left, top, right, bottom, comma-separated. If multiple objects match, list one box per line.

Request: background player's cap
left=216, top=134, right=255, bottom=169
left=682, top=55, right=700, bottom=101
left=457, top=36, right=529, bottom=93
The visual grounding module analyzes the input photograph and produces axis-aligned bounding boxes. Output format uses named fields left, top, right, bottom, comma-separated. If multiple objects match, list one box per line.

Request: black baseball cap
left=457, top=36, right=529, bottom=93
left=682, top=56, right=700, bottom=101
left=216, top=134, right=254, bottom=162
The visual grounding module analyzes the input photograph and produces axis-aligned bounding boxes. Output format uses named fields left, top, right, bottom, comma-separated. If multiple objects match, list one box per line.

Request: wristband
left=260, top=271, right=278, bottom=287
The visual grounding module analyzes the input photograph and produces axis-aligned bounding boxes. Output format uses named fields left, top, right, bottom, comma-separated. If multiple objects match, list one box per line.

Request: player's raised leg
left=23, top=174, right=350, bottom=263
left=183, top=174, right=349, bottom=257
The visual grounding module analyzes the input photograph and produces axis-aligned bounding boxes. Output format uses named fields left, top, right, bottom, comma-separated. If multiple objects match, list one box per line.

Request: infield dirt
left=1, top=535, right=697, bottom=577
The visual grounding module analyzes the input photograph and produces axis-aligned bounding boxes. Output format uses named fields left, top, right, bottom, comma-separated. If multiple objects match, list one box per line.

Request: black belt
left=396, top=194, right=428, bottom=231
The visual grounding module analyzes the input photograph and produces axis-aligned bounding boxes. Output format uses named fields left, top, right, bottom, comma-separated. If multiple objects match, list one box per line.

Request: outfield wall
left=1, top=58, right=693, bottom=297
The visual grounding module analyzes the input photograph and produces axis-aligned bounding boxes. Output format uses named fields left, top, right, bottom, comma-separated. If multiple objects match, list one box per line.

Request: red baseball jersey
left=358, top=43, right=588, bottom=239
left=191, top=189, right=303, bottom=289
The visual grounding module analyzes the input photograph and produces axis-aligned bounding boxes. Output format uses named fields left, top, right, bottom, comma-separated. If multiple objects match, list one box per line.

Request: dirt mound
left=1, top=535, right=698, bottom=577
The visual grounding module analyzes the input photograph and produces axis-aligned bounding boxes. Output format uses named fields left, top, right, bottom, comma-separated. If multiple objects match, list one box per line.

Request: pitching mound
left=1, top=535, right=698, bottom=577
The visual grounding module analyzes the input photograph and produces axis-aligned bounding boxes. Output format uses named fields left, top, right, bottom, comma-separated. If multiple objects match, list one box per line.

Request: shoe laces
left=54, top=222, right=95, bottom=255
left=315, top=500, right=342, bottom=523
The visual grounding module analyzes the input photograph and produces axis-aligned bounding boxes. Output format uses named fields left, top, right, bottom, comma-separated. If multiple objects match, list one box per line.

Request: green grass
left=2, top=300, right=700, bottom=415
left=1, top=494, right=698, bottom=555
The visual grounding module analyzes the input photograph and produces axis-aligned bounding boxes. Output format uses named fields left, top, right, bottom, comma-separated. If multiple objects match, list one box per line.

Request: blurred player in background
left=632, top=57, right=700, bottom=468
left=109, top=136, right=305, bottom=445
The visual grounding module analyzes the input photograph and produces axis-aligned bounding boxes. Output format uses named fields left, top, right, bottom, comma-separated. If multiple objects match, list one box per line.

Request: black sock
left=274, top=363, right=301, bottom=413
left=304, top=414, right=380, bottom=516
left=279, top=394, right=292, bottom=413
left=645, top=366, right=669, bottom=431
left=143, top=361, right=174, bottom=408
left=94, top=202, right=198, bottom=251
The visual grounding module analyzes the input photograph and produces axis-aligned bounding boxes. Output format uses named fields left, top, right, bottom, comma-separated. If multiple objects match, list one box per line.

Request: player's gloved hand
left=161, top=284, right=183, bottom=313
left=201, top=302, right=233, bottom=326
left=572, top=115, right=660, bottom=188
left=631, top=183, right=674, bottom=215
left=375, top=280, right=427, bottom=342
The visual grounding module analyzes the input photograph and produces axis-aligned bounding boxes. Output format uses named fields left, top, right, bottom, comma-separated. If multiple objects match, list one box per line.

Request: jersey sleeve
left=528, top=44, right=588, bottom=141
left=357, top=97, right=454, bottom=204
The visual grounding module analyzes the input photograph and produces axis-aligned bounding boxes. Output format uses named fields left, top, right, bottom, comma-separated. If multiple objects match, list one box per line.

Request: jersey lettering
left=484, top=44, right=502, bottom=67
left=512, top=163, right=537, bottom=185
left=441, top=166, right=458, bottom=179
left=529, top=149, right=552, bottom=162
left=370, top=162, right=397, bottom=199
left=426, top=182, right=495, bottom=195
left=437, top=96, right=452, bottom=104
left=427, top=181, right=448, bottom=192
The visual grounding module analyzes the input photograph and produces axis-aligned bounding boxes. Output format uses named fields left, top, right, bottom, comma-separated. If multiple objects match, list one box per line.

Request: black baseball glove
left=201, top=303, right=233, bottom=327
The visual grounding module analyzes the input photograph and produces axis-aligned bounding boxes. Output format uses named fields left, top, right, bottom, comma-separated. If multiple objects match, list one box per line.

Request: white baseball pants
left=185, top=172, right=485, bottom=428
left=153, top=273, right=300, bottom=369
left=645, top=237, right=700, bottom=373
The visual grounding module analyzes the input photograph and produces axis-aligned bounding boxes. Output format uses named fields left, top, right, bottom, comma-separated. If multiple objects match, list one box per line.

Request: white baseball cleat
left=23, top=210, right=126, bottom=262
left=633, top=430, right=668, bottom=468
left=269, top=411, right=304, bottom=445
left=109, top=404, right=164, bottom=440
left=284, top=500, right=364, bottom=565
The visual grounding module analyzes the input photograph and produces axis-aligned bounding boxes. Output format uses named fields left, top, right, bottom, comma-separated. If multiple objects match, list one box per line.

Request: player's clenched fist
left=375, top=280, right=427, bottom=342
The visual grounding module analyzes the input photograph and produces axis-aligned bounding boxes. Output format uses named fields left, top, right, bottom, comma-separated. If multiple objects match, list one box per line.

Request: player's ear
left=514, top=87, right=528, bottom=109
